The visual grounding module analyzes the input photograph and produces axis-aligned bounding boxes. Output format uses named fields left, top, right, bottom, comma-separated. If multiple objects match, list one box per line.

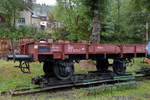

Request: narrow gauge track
left=2, top=69, right=150, bottom=96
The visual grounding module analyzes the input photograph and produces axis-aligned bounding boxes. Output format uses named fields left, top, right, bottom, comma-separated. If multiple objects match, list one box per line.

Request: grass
left=0, top=58, right=150, bottom=100
left=0, top=60, right=43, bottom=91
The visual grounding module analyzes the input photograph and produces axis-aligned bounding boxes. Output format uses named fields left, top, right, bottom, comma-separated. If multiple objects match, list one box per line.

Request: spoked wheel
left=53, top=61, right=74, bottom=80
left=113, top=58, right=126, bottom=75
left=43, top=61, right=54, bottom=76
left=19, top=61, right=30, bottom=73
left=96, top=59, right=109, bottom=72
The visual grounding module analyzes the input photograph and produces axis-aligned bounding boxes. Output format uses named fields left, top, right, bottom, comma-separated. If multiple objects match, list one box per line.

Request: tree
left=84, top=0, right=100, bottom=43
left=54, top=0, right=150, bottom=44
left=83, top=0, right=110, bottom=43
left=54, top=0, right=92, bottom=42
left=54, top=0, right=110, bottom=43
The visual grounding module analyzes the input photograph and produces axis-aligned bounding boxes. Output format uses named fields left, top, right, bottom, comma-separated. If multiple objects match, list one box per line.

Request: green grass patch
left=0, top=60, right=43, bottom=92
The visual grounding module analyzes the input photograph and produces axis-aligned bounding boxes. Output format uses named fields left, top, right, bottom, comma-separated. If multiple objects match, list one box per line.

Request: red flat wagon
left=7, top=38, right=146, bottom=80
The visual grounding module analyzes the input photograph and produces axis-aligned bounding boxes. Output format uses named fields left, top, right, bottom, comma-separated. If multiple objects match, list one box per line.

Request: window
left=17, top=18, right=25, bottom=23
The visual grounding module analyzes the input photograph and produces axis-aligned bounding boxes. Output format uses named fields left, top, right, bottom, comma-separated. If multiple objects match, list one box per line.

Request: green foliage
left=99, top=0, right=150, bottom=43
left=0, top=0, right=35, bottom=41
left=0, top=60, right=43, bottom=91
left=1, top=0, right=150, bottom=43
left=54, top=0, right=150, bottom=43
left=0, top=0, right=32, bottom=28
left=0, top=25, right=52, bottom=42
left=54, top=0, right=92, bottom=42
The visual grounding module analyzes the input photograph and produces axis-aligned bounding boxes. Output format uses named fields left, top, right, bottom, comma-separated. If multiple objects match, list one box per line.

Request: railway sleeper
left=32, top=72, right=126, bottom=88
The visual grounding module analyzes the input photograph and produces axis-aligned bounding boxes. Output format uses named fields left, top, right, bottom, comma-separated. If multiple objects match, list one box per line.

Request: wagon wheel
left=43, top=61, right=54, bottom=76
left=19, top=61, right=30, bottom=73
left=53, top=62, right=74, bottom=80
left=113, top=59, right=126, bottom=75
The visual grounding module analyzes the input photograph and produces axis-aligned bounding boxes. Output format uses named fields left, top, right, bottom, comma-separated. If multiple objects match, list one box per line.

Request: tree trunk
left=90, top=10, right=100, bottom=44
left=13, top=9, right=16, bottom=28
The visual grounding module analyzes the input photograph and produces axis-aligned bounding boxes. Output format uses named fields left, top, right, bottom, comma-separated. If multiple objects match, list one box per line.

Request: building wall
left=32, top=17, right=41, bottom=28
left=16, top=10, right=32, bottom=28
left=16, top=10, right=52, bottom=30
left=21, top=10, right=32, bottom=25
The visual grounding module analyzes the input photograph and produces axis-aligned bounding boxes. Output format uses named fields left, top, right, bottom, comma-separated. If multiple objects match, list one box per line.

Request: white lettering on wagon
left=67, top=45, right=85, bottom=53
left=82, top=48, right=85, bottom=50
left=68, top=45, right=74, bottom=52
left=34, top=45, right=38, bottom=49
left=97, top=46, right=103, bottom=49
left=52, top=46, right=60, bottom=52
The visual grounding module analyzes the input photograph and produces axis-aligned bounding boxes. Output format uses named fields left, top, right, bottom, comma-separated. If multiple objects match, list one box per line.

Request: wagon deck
left=18, top=38, right=146, bottom=61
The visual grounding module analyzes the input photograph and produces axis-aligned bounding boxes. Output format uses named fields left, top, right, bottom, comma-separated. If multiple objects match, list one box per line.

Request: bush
left=0, top=25, right=53, bottom=42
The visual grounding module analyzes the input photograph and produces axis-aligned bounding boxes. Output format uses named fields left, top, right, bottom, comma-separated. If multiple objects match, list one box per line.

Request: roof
left=32, top=15, right=40, bottom=19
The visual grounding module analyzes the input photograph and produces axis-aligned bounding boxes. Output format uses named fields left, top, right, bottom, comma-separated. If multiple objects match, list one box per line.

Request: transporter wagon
left=7, top=38, right=146, bottom=80
left=0, top=38, right=13, bottom=59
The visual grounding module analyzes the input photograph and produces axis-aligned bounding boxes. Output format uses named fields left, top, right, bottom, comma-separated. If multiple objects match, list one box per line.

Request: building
left=0, top=9, right=52, bottom=30
left=31, top=15, right=41, bottom=29
left=39, top=16, right=48, bottom=30
left=16, top=10, right=32, bottom=28
left=16, top=10, right=42, bottom=29
left=32, top=0, right=36, bottom=4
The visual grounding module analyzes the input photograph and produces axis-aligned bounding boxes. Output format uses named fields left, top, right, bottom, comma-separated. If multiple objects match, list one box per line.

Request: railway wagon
left=7, top=38, right=146, bottom=80
left=0, top=38, right=13, bottom=59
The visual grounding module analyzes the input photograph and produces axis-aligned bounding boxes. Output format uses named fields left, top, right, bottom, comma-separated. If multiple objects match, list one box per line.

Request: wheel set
left=43, top=60, right=74, bottom=80
left=43, top=58, right=129, bottom=80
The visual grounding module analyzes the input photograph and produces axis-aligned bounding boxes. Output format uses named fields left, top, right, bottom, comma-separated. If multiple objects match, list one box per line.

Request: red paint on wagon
left=64, top=43, right=88, bottom=54
left=89, top=44, right=121, bottom=54
left=16, top=38, right=146, bottom=61
left=0, top=38, right=13, bottom=58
